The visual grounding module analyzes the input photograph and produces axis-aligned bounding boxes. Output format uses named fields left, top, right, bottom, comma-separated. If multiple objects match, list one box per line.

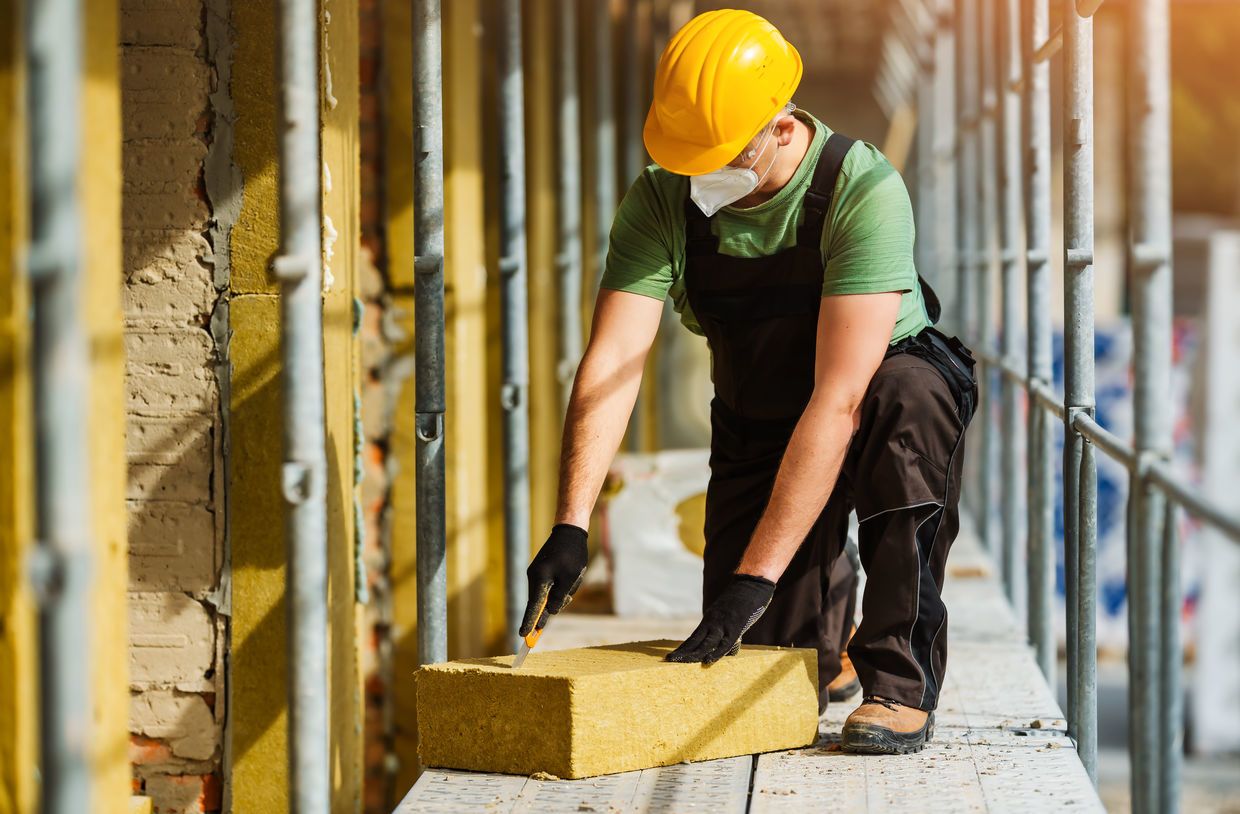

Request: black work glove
left=519, top=524, right=589, bottom=636
left=665, top=574, right=776, bottom=665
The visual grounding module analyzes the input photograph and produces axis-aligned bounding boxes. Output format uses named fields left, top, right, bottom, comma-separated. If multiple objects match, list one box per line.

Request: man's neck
left=732, top=117, right=813, bottom=209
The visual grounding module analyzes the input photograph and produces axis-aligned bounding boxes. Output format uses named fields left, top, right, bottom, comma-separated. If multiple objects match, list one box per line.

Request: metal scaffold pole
left=914, top=10, right=937, bottom=293
left=498, top=0, right=532, bottom=653
left=275, top=0, right=330, bottom=807
left=1128, top=0, right=1175, bottom=808
left=956, top=0, right=979, bottom=349
left=932, top=0, right=957, bottom=328
left=996, top=0, right=1026, bottom=618
left=623, top=0, right=648, bottom=452
left=591, top=0, right=617, bottom=295
left=978, top=0, right=1001, bottom=587
left=26, top=0, right=94, bottom=809
left=412, top=0, right=448, bottom=667
left=1022, top=0, right=1056, bottom=685
left=556, top=0, right=584, bottom=413
left=1062, top=0, right=1096, bottom=767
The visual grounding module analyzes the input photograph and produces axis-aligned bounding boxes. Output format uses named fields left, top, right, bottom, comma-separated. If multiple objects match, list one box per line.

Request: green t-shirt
left=600, top=110, right=929, bottom=344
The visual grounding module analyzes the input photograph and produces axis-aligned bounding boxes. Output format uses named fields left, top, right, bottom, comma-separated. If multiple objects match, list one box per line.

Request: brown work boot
left=827, top=628, right=860, bottom=702
left=841, top=696, right=934, bottom=754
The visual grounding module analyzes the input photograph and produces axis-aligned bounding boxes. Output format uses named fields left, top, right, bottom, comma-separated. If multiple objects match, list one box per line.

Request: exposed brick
left=128, top=502, right=217, bottom=593
left=130, top=734, right=175, bottom=767
left=124, top=139, right=207, bottom=196
left=130, top=690, right=218, bottom=762
left=121, top=0, right=203, bottom=48
left=124, top=101, right=206, bottom=142
left=129, top=592, right=215, bottom=690
left=145, top=774, right=217, bottom=814
left=127, top=412, right=214, bottom=498
left=125, top=329, right=217, bottom=413
left=123, top=47, right=209, bottom=95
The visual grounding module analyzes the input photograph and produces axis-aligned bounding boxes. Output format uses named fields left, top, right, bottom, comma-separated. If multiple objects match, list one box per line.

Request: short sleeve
left=600, top=172, right=676, bottom=302
left=820, top=156, right=917, bottom=297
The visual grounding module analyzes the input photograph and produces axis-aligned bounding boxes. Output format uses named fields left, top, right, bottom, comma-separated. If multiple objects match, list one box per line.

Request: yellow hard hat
left=643, top=9, right=803, bottom=176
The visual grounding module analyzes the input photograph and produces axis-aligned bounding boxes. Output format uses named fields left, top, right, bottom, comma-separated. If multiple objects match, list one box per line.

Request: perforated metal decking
left=397, top=531, right=1104, bottom=813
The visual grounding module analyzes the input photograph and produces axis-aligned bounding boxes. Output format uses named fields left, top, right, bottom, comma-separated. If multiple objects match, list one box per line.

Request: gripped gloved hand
left=519, top=524, right=589, bottom=637
left=665, top=574, right=776, bottom=664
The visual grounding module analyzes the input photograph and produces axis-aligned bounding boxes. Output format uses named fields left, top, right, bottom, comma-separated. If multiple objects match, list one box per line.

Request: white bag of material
left=607, top=449, right=711, bottom=618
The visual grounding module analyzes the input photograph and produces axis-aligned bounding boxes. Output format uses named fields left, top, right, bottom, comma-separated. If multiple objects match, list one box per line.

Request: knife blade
left=512, top=594, right=549, bottom=669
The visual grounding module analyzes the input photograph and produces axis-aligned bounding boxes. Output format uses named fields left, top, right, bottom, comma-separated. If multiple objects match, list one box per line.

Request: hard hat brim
left=642, top=46, right=803, bottom=177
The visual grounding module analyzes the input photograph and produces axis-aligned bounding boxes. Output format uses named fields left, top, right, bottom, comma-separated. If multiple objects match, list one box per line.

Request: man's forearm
left=554, top=350, right=643, bottom=530
left=737, top=396, right=856, bottom=581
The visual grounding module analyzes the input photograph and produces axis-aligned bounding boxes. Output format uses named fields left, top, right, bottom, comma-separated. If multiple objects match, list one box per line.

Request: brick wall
left=121, top=1, right=225, bottom=811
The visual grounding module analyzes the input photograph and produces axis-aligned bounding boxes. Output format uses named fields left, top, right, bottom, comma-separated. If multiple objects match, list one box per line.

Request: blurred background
left=1, top=0, right=1239, bottom=812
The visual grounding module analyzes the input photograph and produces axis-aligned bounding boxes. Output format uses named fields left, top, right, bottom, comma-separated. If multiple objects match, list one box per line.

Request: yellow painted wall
left=321, top=0, right=363, bottom=807
left=83, top=0, right=131, bottom=807
left=0, top=2, right=35, bottom=810
left=385, top=0, right=502, bottom=798
left=227, top=0, right=288, bottom=806
left=227, top=0, right=363, bottom=809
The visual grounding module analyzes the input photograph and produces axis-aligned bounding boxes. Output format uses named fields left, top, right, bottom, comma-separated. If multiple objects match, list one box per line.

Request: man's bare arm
left=737, top=292, right=902, bottom=580
left=554, top=289, right=664, bottom=529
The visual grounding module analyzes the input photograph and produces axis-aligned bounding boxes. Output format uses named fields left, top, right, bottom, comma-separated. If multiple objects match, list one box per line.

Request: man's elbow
left=808, top=385, right=868, bottom=427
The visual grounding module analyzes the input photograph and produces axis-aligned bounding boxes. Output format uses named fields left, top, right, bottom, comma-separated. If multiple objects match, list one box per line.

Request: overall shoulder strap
left=798, top=132, right=855, bottom=248
left=683, top=196, right=720, bottom=257
left=802, top=132, right=945, bottom=325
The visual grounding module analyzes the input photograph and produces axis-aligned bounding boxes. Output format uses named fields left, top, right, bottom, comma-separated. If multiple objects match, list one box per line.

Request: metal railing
left=908, top=0, right=1240, bottom=812
left=26, top=0, right=95, bottom=810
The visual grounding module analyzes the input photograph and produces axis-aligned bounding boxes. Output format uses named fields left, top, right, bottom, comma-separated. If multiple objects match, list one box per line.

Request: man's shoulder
left=800, top=111, right=897, bottom=190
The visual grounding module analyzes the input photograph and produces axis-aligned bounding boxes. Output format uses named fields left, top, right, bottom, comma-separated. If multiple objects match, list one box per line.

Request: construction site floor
left=397, top=530, right=1105, bottom=813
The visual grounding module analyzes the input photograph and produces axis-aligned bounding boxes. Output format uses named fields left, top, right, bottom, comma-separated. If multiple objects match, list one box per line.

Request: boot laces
left=862, top=695, right=901, bottom=712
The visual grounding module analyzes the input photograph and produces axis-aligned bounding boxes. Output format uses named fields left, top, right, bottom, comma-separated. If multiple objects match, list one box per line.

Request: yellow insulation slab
left=415, top=639, right=818, bottom=779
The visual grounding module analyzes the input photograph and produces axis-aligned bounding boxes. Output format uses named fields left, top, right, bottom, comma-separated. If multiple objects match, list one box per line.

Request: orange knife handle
left=523, top=594, right=549, bottom=649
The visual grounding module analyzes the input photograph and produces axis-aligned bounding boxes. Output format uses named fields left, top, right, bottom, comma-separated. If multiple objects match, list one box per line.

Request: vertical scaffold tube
left=556, top=0, right=584, bottom=413
left=914, top=15, right=937, bottom=291
left=498, top=0, right=532, bottom=653
left=997, top=0, right=1025, bottom=617
left=591, top=0, right=617, bottom=296
left=956, top=0, right=986, bottom=535
left=1078, top=439, right=1099, bottom=783
left=622, top=0, right=648, bottom=452
left=275, top=0, right=330, bottom=807
left=1063, top=0, right=1096, bottom=750
left=26, top=0, right=94, bottom=810
left=1023, top=0, right=1056, bottom=686
left=932, top=0, right=957, bottom=327
left=1129, top=0, right=1174, bottom=808
left=1159, top=501, right=1183, bottom=811
left=978, top=0, right=1002, bottom=588
left=411, top=0, right=448, bottom=667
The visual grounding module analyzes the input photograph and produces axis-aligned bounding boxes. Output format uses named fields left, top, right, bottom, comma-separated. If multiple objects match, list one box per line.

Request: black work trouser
left=702, top=353, right=967, bottom=712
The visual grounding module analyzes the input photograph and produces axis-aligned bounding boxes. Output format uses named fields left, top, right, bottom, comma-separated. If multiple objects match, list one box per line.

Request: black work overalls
left=686, top=134, right=977, bottom=713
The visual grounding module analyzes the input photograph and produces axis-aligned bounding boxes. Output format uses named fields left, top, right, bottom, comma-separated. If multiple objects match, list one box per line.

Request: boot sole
left=841, top=712, right=935, bottom=755
left=827, top=677, right=861, bottom=702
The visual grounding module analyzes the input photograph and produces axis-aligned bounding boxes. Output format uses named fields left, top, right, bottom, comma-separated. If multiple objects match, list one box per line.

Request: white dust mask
left=690, top=126, right=779, bottom=217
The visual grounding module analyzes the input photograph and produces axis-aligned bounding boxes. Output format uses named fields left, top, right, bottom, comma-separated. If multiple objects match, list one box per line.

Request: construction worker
left=520, top=9, right=976, bottom=755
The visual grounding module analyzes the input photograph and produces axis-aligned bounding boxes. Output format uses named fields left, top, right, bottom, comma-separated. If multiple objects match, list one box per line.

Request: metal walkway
left=396, top=530, right=1104, bottom=812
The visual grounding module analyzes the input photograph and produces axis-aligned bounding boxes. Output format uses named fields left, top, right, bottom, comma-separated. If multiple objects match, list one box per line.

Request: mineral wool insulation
left=416, top=639, right=818, bottom=779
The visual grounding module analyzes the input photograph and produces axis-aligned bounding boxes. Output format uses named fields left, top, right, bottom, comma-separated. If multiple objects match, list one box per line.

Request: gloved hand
left=665, top=574, right=776, bottom=664
left=519, top=524, right=589, bottom=637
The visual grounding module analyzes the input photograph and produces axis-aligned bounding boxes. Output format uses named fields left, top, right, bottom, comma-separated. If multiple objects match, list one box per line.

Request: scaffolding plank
left=397, top=757, right=751, bottom=813
left=751, top=532, right=1102, bottom=813
left=399, top=533, right=1103, bottom=813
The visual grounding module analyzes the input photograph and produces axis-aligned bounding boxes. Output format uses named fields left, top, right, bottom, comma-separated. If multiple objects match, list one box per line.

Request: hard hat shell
left=643, top=9, right=803, bottom=176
